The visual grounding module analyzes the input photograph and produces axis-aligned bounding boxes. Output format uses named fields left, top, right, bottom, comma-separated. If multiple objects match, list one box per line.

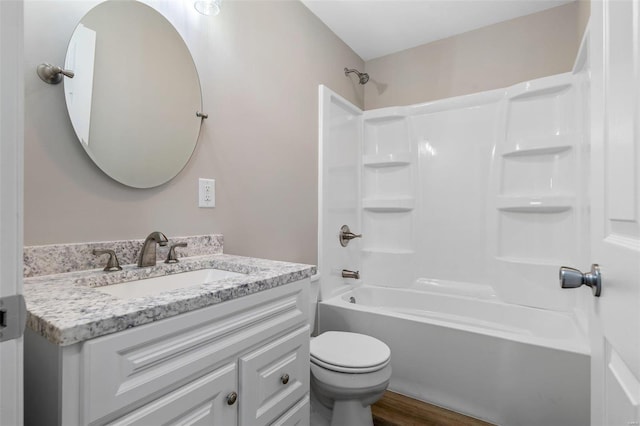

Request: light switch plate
left=199, top=178, right=215, bottom=208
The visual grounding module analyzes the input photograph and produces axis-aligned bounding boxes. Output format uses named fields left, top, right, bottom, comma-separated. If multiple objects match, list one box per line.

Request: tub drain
left=349, top=297, right=356, bottom=304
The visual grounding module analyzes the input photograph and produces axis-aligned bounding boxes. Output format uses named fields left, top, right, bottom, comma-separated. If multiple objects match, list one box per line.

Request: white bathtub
left=318, top=285, right=590, bottom=426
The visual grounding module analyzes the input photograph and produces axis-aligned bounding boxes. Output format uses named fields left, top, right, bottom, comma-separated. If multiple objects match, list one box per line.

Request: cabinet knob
left=281, top=373, right=290, bottom=385
left=226, top=391, right=238, bottom=405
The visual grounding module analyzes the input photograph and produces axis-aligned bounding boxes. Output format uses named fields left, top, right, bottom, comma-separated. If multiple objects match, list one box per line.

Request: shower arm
left=344, top=67, right=369, bottom=85
left=344, top=68, right=360, bottom=76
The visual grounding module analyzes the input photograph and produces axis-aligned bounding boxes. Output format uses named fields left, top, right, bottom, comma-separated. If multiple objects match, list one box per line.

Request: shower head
left=344, top=67, right=369, bottom=85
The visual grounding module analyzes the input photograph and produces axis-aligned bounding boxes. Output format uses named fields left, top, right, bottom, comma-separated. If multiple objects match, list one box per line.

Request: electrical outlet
left=199, top=178, right=215, bottom=208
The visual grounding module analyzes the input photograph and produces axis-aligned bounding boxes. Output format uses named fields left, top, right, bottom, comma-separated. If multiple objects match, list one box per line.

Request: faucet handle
left=93, top=249, right=123, bottom=272
left=165, top=242, right=188, bottom=264
left=339, top=225, right=362, bottom=247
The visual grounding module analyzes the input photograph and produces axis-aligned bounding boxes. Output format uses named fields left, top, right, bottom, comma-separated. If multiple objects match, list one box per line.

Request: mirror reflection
left=64, top=1, right=203, bottom=188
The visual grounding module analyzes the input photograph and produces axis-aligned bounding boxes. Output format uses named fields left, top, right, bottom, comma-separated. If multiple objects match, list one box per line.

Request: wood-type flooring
left=371, top=391, right=495, bottom=426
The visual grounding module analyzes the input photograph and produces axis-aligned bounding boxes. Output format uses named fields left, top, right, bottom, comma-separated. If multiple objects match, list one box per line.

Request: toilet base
left=331, top=399, right=373, bottom=426
left=310, top=363, right=391, bottom=426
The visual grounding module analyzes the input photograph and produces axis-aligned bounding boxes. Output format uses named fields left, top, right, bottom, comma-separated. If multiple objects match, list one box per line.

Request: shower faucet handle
left=339, top=225, right=362, bottom=247
left=36, top=63, right=75, bottom=84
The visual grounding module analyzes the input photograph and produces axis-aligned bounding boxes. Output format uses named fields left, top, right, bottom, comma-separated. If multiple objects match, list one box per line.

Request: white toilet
left=309, top=279, right=391, bottom=426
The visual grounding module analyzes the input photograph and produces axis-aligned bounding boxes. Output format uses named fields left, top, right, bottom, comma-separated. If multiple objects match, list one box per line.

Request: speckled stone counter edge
left=24, top=253, right=316, bottom=346
left=24, top=234, right=223, bottom=277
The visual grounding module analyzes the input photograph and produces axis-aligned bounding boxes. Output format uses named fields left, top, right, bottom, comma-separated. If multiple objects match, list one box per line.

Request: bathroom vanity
left=23, top=236, right=315, bottom=426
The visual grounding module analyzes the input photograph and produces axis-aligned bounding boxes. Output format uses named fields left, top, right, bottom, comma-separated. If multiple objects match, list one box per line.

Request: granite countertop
left=24, top=254, right=316, bottom=346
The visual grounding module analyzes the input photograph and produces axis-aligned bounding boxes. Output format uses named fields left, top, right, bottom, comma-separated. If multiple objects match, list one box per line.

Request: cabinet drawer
left=104, top=363, right=237, bottom=426
left=239, top=326, right=310, bottom=426
left=271, top=395, right=310, bottom=426
left=83, top=282, right=307, bottom=423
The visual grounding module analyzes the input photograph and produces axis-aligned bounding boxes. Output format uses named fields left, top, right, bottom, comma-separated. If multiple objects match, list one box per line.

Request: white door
left=0, top=1, right=25, bottom=425
left=589, top=0, right=640, bottom=424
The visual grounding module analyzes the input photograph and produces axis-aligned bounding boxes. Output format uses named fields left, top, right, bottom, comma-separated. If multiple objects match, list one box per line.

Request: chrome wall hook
left=37, top=63, right=74, bottom=84
left=196, top=111, right=209, bottom=119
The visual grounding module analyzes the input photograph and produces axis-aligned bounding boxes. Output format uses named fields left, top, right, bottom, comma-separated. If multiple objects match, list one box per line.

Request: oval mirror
left=64, top=1, right=203, bottom=188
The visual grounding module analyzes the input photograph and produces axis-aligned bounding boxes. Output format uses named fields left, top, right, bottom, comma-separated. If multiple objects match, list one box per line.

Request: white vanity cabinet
left=24, top=279, right=310, bottom=426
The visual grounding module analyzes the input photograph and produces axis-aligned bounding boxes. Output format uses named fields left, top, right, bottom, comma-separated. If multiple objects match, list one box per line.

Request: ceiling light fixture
left=194, top=0, right=221, bottom=16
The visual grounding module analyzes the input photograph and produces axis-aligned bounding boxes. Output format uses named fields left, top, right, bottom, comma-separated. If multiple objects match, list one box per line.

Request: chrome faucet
left=342, top=269, right=360, bottom=279
left=137, top=231, right=169, bottom=267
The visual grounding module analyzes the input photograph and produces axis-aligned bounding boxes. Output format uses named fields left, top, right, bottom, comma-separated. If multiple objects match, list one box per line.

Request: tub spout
left=342, top=269, right=360, bottom=280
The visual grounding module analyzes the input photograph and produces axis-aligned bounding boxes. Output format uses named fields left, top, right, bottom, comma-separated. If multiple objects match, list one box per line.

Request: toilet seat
left=311, top=355, right=390, bottom=373
left=310, top=331, right=391, bottom=373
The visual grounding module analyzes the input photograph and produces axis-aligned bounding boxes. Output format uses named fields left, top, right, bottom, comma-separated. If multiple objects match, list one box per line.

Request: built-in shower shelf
left=507, top=82, right=572, bottom=102
left=362, top=197, right=415, bottom=212
left=496, top=195, right=574, bottom=213
left=363, top=153, right=412, bottom=167
left=502, top=143, right=573, bottom=158
left=363, top=107, right=407, bottom=123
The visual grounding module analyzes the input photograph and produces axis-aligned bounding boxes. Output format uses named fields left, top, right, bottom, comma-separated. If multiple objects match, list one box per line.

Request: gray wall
left=24, top=0, right=364, bottom=265
left=364, top=2, right=588, bottom=109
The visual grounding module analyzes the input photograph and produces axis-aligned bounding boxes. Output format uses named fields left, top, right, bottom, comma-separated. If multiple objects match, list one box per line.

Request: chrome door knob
left=559, top=264, right=601, bottom=297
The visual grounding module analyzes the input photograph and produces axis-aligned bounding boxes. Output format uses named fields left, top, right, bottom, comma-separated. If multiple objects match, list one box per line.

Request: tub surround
left=23, top=236, right=316, bottom=346
left=318, top=69, right=590, bottom=424
left=319, top=71, right=588, bottom=311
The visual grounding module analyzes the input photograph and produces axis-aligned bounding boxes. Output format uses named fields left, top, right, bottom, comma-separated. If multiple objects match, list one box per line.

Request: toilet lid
left=310, top=331, right=391, bottom=372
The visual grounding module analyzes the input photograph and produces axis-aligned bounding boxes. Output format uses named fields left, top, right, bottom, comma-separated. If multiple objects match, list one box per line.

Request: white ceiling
left=301, top=0, right=574, bottom=61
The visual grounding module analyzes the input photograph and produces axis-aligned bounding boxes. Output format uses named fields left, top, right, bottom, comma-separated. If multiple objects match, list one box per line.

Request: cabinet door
left=104, top=363, right=237, bottom=426
left=271, top=395, right=310, bottom=426
left=239, top=326, right=310, bottom=426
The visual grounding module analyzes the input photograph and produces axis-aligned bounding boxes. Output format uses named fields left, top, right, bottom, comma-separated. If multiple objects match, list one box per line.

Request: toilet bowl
left=309, top=276, right=391, bottom=425
left=310, top=331, right=391, bottom=426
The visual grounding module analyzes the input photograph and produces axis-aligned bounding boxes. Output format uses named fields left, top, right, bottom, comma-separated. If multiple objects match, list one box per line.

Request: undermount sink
left=96, top=268, right=246, bottom=300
